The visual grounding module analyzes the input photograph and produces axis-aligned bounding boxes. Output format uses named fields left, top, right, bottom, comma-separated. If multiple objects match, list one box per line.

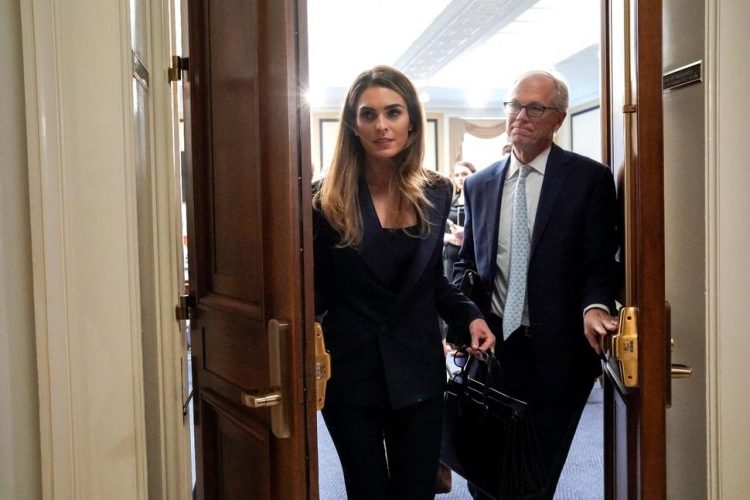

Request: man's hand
left=468, top=318, right=496, bottom=356
left=584, top=308, right=619, bottom=354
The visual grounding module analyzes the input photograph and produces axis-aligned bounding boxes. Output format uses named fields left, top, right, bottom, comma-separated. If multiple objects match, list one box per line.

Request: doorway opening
left=306, top=0, right=605, bottom=499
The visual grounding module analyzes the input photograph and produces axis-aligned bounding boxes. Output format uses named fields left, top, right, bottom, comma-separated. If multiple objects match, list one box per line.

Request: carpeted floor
left=318, top=384, right=603, bottom=500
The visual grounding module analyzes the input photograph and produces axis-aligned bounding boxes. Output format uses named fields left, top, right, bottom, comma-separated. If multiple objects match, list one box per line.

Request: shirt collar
left=507, top=145, right=552, bottom=179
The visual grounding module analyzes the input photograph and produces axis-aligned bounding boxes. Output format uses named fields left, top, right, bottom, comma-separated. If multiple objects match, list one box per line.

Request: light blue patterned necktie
left=503, top=165, right=531, bottom=339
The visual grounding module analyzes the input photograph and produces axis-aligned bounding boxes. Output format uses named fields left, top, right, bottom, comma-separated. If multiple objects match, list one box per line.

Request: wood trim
left=294, top=1, right=321, bottom=498
left=259, top=1, right=311, bottom=495
left=634, top=1, right=666, bottom=497
left=600, top=3, right=615, bottom=498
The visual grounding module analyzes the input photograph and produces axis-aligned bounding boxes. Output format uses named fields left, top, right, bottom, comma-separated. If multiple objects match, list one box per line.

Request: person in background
left=454, top=70, right=620, bottom=499
left=312, top=65, right=495, bottom=500
left=442, top=160, right=476, bottom=278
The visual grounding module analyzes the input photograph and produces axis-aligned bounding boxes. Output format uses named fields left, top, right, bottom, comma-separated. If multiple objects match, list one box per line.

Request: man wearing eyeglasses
left=453, top=71, right=621, bottom=499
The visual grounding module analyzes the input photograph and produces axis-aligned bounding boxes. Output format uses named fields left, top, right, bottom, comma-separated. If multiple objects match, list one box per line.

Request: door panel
left=602, top=0, right=666, bottom=498
left=184, top=0, right=315, bottom=498
left=201, top=391, right=272, bottom=499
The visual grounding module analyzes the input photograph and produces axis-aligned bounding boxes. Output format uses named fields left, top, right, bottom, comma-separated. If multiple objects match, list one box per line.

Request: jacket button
left=380, top=325, right=388, bottom=333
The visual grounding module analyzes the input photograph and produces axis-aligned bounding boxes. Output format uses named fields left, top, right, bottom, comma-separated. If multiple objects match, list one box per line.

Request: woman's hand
left=467, top=318, right=495, bottom=356
left=446, top=224, right=464, bottom=246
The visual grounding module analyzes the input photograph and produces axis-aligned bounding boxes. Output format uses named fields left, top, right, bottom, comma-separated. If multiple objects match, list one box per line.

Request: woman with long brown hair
left=313, top=65, right=494, bottom=499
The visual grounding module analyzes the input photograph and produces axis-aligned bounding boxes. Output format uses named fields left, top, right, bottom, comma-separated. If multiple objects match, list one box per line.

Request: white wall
left=707, top=0, right=750, bottom=497
left=0, top=0, right=42, bottom=497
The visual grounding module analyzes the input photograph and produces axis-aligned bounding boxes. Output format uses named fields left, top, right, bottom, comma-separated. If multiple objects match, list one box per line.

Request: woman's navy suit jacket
left=313, top=177, right=482, bottom=409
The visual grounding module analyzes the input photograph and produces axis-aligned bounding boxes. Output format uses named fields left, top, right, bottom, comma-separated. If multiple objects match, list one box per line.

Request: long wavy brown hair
left=313, top=65, right=441, bottom=248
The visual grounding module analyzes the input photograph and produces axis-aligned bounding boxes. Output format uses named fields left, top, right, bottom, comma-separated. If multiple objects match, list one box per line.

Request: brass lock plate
left=613, top=306, right=639, bottom=388
left=314, top=322, right=331, bottom=411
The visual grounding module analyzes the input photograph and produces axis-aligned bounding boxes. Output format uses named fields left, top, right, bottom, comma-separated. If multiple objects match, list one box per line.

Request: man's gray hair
left=510, top=70, right=569, bottom=112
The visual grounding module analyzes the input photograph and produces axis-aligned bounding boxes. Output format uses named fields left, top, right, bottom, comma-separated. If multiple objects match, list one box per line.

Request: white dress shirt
left=491, top=147, right=550, bottom=324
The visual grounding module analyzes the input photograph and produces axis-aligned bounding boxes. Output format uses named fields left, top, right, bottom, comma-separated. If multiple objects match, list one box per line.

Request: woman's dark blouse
left=380, top=226, right=419, bottom=294
left=312, top=177, right=482, bottom=409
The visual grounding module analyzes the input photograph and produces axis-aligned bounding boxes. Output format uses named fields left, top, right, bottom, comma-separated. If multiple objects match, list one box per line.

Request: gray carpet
left=318, top=384, right=603, bottom=500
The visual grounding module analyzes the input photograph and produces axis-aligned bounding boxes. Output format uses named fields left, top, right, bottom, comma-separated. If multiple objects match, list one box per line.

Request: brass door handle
left=242, top=390, right=282, bottom=408
left=670, top=363, right=692, bottom=378
left=669, top=337, right=692, bottom=379
left=240, top=319, right=290, bottom=438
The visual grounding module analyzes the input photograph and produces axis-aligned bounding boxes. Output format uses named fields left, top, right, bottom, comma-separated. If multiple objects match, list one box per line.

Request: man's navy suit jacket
left=313, top=177, right=482, bottom=409
left=455, top=144, right=620, bottom=383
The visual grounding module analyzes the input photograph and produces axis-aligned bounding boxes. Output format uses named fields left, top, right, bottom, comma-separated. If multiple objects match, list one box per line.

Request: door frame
left=21, top=0, right=152, bottom=497
left=600, top=0, right=667, bottom=497
left=705, top=1, right=750, bottom=497
left=21, top=0, right=192, bottom=497
left=148, top=0, right=196, bottom=496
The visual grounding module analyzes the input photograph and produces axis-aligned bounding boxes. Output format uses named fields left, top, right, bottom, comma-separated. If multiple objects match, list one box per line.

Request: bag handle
left=453, top=348, right=507, bottom=392
left=484, top=350, right=506, bottom=383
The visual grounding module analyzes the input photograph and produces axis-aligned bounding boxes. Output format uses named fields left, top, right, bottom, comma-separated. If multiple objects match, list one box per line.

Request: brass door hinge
left=168, top=55, right=189, bottom=82
left=175, top=294, right=193, bottom=321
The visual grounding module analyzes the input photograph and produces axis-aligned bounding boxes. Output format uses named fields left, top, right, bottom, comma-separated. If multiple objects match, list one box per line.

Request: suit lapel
left=478, top=159, right=508, bottom=280
left=531, top=144, right=572, bottom=257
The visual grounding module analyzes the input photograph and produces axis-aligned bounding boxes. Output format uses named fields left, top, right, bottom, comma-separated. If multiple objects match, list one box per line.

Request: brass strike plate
left=613, top=307, right=639, bottom=388
left=314, top=323, right=331, bottom=411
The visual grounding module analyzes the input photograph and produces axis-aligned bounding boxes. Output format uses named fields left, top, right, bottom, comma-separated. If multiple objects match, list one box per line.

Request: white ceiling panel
left=307, top=0, right=452, bottom=89
left=307, top=0, right=602, bottom=111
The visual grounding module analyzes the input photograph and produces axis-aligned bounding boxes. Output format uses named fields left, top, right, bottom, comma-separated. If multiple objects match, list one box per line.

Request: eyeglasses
left=504, top=101, right=559, bottom=118
left=446, top=349, right=470, bottom=378
left=452, top=349, right=470, bottom=368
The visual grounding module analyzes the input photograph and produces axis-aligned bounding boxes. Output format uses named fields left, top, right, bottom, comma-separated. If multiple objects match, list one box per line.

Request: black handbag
left=441, top=350, right=546, bottom=500
left=446, top=269, right=486, bottom=346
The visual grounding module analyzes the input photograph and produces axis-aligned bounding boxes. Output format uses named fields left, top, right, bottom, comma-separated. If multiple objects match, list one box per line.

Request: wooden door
left=601, top=0, right=667, bottom=498
left=183, top=0, right=317, bottom=498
